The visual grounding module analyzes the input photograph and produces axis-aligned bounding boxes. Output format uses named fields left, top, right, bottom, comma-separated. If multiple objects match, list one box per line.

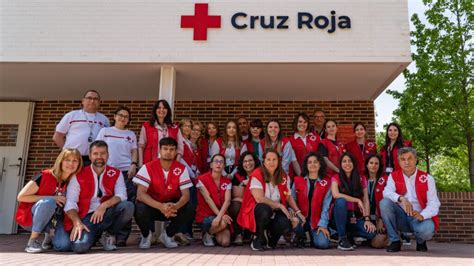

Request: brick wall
left=25, top=100, right=375, bottom=178
left=435, top=192, right=474, bottom=243
left=0, top=124, right=19, bottom=146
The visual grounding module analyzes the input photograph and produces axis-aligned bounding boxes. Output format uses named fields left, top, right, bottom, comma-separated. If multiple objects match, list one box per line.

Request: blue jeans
left=311, top=229, right=330, bottom=249
left=54, top=201, right=134, bottom=253
left=333, top=198, right=376, bottom=240
left=380, top=198, right=435, bottom=243
left=116, top=171, right=137, bottom=242
left=28, top=197, right=57, bottom=233
left=200, top=215, right=216, bottom=234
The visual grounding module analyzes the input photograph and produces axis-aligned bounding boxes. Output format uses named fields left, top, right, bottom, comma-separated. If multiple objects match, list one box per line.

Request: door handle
left=8, top=157, right=23, bottom=176
left=0, top=157, right=5, bottom=182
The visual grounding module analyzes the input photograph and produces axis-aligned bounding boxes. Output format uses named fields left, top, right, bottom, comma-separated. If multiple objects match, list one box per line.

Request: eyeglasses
left=84, top=96, right=100, bottom=102
left=116, top=113, right=129, bottom=119
left=212, top=160, right=225, bottom=164
left=192, top=128, right=202, bottom=132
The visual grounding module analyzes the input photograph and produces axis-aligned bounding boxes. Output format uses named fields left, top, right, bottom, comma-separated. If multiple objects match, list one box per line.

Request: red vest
left=199, top=138, right=210, bottom=173
left=391, top=170, right=439, bottom=231
left=195, top=172, right=231, bottom=223
left=259, top=138, right=290, bottom=157
left=374, top=175, right=388, bottom=216
left=142, top=122, right=180, bottom=164
left=233, top=172, right=247, bottom=184
left=290, top=133, right=321, bottom=166
left=320, top=139, right=346, bottom=176
left=346, top=140, right=377, bottom=175
left=237, top=168, right=289, bottom=233
left=182, top=140, right=198, bottom=171
left=145, top=160, right=187, bottom=203
left=216, top=138, right=240, bottom=167
left=292, top=176, right=331, bottom=230
left=64, top=165, right=120, bottom=231
left=380, top=140, right=412, bottom=174
left=15, top=170, right=63, bottom=227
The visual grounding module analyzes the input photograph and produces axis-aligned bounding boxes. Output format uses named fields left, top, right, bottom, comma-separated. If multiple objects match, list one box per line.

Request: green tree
left=390, top=0, right=473, bottom=186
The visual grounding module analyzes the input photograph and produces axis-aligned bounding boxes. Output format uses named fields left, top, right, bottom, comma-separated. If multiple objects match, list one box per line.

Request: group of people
left=16, top=90, right=441, bottom=254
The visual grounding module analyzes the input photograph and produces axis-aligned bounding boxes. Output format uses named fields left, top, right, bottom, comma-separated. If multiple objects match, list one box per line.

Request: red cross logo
left=181, top=3, right=221, bottom=41
left=419, top=174, right=428, bottom=183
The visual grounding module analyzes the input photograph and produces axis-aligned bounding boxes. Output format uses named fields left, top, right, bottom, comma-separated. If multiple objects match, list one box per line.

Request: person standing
left=53, top=90, right=109, bottom=166
left=311, top=109, right=327, bottom=139
left=379, top=122, right=412, bottom=175
left=346, top=123, right=377, bottom=175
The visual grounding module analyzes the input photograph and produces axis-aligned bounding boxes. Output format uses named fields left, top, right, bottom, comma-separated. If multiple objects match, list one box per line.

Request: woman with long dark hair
left=289, top=113, right=320, bottom=177
left=138, top=99, right=184, bottom=166
left=238, top=149, right=302, bottom=251
left=210, top=120, right=246, bottom=176
left=346, top=122, right=377, bottom=175
left=202, top=122, right=220, bottom=173
left=379, top=122, right=412, bottom=175
left=331, top=152, right=376, bottom=251
left=292, top=152, right=333, bottom=249
left=318, top=119, right=346, bottom=177
left=242, top=119, right=264, bottom=159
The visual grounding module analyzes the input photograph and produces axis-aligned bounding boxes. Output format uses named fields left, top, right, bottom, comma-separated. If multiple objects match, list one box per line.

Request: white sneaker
left=160, top=232, right=178, bottom=248
left=100, top=232, right=117, bottom=251
left=41, top=233, right=53, bottom=250
left=25, top=239, right=43, bottom=253
left=277, top=235, right=287, bottom=246
left=139, top=231, right=152, bottom=249
left=202, top=233, right=215, bottom=247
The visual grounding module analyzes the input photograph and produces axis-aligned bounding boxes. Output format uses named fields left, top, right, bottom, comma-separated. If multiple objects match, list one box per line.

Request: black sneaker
left=401, top=233, right=412, bottom=246
left=416, top=241, right=428, bottom=252
left=337, top=237, right=354, bottom=251
left=251, top=238, right=264, bottom=251
left=386, top=240, right=402, bottom=252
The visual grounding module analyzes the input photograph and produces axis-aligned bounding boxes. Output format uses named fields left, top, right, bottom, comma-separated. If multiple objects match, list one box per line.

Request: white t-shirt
left=55, top=109, right=110, bottom=155
left=96, top=127, right=137, bottom=171
left=132, top=164, right=193, bottom=191
left=250, top=178, right=291, bottom=203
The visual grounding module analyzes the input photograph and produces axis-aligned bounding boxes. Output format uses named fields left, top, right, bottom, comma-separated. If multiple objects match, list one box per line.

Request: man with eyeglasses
left=53, top=90, right=109, bottom=166
left=132, top=137, right=194, bottom=249
left=311, top=108, right=327, bottom=139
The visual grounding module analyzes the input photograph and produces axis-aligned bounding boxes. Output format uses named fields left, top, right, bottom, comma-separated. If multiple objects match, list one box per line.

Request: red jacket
left=292, top=176, right=331, bottom=230
left=195, top=172, right=231, bottom=223
left=16, top=170, right=64, bottom=227
left=142, top=122, right=180, bottom=164
left=290, top=133, right=321, bottom=166
left=391, top=170, right=439, bottom=231
left=346, top=140, right=377, bottom=175
left=64, top=166, right=120, bottom=231
left=237, top=168, right=289, bottom=233
left=379, top=140, right=412, bottom=174
left=320, top=139, right=346, bottom=177
left=144, top=160, right=188, bottom=203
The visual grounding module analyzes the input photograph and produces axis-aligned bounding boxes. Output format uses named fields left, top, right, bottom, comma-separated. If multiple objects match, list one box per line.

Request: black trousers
left=134, top=201, right=193, bottom=238
left=254, top=203, right=291, bottom=245
left=229, top=201, right=242, bottom=235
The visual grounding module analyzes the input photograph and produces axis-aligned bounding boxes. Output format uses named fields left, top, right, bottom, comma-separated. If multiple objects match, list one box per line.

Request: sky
left=374, top=0, right=427, bottom=132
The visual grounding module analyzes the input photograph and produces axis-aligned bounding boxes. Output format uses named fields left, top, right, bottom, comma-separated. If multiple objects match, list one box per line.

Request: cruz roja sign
left=181, top=3, right=352, bottom=41
left=231, top=11, right=351, bottom=33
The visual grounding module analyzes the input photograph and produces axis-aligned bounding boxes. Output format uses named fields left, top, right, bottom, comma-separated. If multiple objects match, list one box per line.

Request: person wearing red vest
left=138, top=99, right=184, bottom=167
left=242, top=119, right=264, bottom=160
left=202, top=122, right=220, bottom=173
left=291, top=152, right=333, bottom=249
left=381, top=147, right=440, bottom=252
left=379, top=122, right=412, bottom=175
left=346, top=123, right=377, bottom=176
left=238, top=116, right=250, bottom=141
left=331, top=152, right=376, bottom=251
left=237, top=150, right=302, bottom=251
left=16, top=148, right=82, bottom=253
left=317, top=119, right=347, bottom=178
left=311, top=108, right=327, bottom=139
left=258, top=119, right=301, bottom=178
left=289, top=113, right=320, bottom=178
left=133, top=137, right=194, bottom=249
left=228, top=151, right=260, bottom=245
left=196, top=154, right=233, bottom=247
left=55, top=141, right=133, bottom=254
left=210, top=120, right=246, bottom=177
left=190, top=121, right=206, bottom=175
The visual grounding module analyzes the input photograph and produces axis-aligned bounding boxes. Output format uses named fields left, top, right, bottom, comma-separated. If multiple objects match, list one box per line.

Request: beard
left=92, top=159, right=105, bottom=167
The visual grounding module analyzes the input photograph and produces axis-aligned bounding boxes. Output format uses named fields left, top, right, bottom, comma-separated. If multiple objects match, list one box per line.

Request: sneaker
left=159, top=232, right=178, bottom=248
left=277, top=235, right=287, bottom=246
left=202, top=233, right=215, bottom=247
left=174, top=233, right=190, bottom=246
left=337, top=237, right=355, bottom=251
left=353, top=236, right=366, bottom=245
left=416, top=241, right=428, bottom=252
left=401, top=233, right=412, bottom=246
left=234, top=234, right=243, bottom=246
left=184, top=233, right=195, bottom=241
left=25, top=239, right=43, bottom=253
left=251, top=238, right=264, bottom=251
left=386, top=240, right=402, bottom=252
left=329, top=233, right=339, bottom=243
left=41, top=233, right=53, bottom=250
left=100, top=232, right=117, bottom=251
left=139, top=231, right=152, bottom=249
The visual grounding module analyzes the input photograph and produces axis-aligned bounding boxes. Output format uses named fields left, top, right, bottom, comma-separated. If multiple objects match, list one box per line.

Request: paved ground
left=0, top=234, right=472, bottom=266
